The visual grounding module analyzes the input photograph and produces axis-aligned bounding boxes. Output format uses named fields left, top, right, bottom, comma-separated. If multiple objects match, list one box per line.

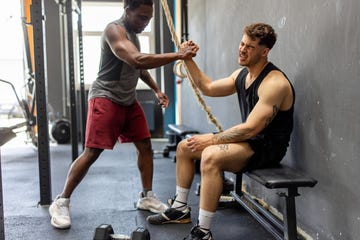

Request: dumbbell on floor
left=93, top=224, right=150, bottom=240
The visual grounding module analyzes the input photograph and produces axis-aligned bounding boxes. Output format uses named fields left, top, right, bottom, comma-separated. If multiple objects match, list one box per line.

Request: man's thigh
left=203, top=142, right=255, bottom=173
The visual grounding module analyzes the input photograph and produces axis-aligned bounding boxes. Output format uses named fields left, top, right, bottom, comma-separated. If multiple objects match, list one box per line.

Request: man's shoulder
left=261, top=70, right=292, bottom=95
left=233, top=67, right=246, bottom=76
left=266, top=70, right=287, bottom=82
left=104, top=20, right=128, bottom=41
left=232, top=67, right=247, bottom=80
left=267, top=69, right=286, bottom=79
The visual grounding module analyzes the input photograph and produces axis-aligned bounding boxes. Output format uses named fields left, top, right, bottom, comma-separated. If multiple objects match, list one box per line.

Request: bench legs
left=232, top=174, right=300, bottom=240
left=280, top=187, right=299, bottom=240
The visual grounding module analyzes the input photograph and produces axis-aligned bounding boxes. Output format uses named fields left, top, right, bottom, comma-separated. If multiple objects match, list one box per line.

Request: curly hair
left=124, top=0, right=153, bottom=10
left=244, top=23, right=277, bottom=49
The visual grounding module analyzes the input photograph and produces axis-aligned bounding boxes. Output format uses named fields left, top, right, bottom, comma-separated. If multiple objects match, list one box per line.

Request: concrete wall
left=182, top=0, right=360, bottom=239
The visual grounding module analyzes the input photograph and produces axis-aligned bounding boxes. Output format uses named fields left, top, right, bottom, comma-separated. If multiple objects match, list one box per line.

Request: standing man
left=147, top=23, right=295, bottom=240
left=49, top=0, right=198, bottom=229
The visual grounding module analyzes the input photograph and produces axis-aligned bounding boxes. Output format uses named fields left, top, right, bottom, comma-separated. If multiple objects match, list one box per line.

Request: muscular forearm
left=131, top=52, right=182, bottom=69
left=184, top=59, right=212, bottom=95
left=140, top=70, right=160, bottom=92
left=212, top=125, right=254, bottom=144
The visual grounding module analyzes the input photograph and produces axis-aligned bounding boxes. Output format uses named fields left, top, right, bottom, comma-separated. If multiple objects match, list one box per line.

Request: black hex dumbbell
left=93, top=224, right=150, bottom=240
left=131, top=227, right=150, bottom=240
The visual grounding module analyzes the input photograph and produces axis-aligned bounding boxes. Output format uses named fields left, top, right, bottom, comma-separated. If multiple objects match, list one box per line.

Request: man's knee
left=200, top=146, right=220, bottom=173
left=83, top=147, right=102, bottom=159
left=135, top=138, right=152, bottom=154
left=176, top=139, right=188, bottom=155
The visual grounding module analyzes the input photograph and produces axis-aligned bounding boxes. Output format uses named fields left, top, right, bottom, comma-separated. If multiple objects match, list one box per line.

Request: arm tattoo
left=213, top=127, right=252, bottom=144
left=265, top=105, right=279, bottom=127
left=212, top=105, right=278, bottom=144
left=217, top=144, right=229, bottom=152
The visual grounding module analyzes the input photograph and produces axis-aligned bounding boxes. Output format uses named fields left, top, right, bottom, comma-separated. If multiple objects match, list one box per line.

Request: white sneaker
left=136, top=191, right=168, bottom=213
left=49, top=195, right=71, bottom=229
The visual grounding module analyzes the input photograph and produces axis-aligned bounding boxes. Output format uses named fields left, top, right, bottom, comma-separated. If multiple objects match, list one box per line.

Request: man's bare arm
left=184, top=59, right=240, bottom=97
left=140, top=69, right=160, bottom=92
left=212, top=72, right=290, bottom=145
left=106, top=24, right=197, bottom=69
left=212, top=126, right=253, bottom=144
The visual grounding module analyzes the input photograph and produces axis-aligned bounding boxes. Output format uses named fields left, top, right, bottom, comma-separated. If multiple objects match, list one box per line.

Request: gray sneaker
left=136, top=191, right=168, bottom=213
left=48, top=195, right=71, bottom=229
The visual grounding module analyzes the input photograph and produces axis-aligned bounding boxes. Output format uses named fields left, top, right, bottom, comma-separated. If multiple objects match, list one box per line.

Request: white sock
left=172, top=186, right=189, bottom=210
left=198, top=208, right=215, bottom=231
left=142, top=189, right=152, bottom=197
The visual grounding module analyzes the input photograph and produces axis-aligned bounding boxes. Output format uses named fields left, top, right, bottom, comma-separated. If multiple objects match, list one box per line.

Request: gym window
left=81, top=1, right=155, bottom=89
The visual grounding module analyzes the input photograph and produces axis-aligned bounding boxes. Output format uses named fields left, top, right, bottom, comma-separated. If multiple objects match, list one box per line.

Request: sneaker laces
left=55, top=198, right=70, bottom=216
left=169, top=197, right=189, bottom=211
left=198, top=227, right=212, bottom=240
left=183, top=225, right=213, bottom=240
left=58, top=203, right=69, bottom=216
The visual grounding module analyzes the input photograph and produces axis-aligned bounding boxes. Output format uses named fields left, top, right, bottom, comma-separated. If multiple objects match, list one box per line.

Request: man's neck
left=247, top=59, right=269, bottom=81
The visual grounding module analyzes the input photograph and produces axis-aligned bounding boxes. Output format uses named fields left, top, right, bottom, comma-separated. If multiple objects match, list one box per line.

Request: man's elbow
left=247, top=126, right=263, bottom=139
left=246, top=130, right=258, bottom=139
left=201, top=89, right=212, bottom=96
left=201, top=86, right=221, bottom=97
left=127, top=54, right=149, bottom=69
left=239, top=125, right=259, bottom=140
left=128, top=58, right=143, bottom=69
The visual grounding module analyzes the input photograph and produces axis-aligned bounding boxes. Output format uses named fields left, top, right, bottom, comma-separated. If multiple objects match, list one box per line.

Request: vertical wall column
left=32, top=0, right=52, bottom=205
left=154, top=0, right=176, bottom=133
left=66, top=0, right=79, bottom=160
left=76, top=0, right=86, bottom=149
left=60, top=0, right=80, bottom=160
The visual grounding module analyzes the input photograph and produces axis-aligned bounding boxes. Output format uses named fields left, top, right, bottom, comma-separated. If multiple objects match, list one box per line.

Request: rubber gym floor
left=1, top=138, right=275, bottom=240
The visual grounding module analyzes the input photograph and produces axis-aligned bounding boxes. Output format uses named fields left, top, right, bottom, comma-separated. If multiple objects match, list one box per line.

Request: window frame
left=80, top=1, right=156, bottom=90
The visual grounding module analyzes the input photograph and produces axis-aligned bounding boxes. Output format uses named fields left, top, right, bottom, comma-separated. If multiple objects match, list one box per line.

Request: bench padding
left=245, top=165, right=317, bottom=189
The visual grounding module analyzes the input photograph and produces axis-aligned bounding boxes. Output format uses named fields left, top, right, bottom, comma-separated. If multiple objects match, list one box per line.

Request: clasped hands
left=178, top=40, right=200, bottom=59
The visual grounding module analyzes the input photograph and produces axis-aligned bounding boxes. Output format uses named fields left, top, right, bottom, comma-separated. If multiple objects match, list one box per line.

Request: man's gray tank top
left=88, top=15, right=141, bottom=106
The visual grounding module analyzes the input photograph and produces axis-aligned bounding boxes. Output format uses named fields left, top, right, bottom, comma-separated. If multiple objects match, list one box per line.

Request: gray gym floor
left=1, top=137, right=275, bottom=240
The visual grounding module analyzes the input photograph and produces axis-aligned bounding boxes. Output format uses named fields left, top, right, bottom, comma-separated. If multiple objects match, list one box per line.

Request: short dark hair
left=244, top=23, right=277, bottom=49
left=124, top=0, right=153, bottom=10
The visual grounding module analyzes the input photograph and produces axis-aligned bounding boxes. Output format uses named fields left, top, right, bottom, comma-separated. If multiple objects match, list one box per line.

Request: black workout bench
left=231, top=165, right=317, bottom=240
left=162, top=124, right=199, bottom=159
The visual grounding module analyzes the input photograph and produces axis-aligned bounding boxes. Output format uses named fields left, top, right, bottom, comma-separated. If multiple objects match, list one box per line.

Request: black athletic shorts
left=245, top=134, right=289, bottom=171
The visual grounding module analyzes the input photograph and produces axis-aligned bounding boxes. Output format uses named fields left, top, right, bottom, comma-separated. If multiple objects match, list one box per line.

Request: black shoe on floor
left=183, top=225, right=214, bottom=240
left=146, top=206, right=191, bottom=224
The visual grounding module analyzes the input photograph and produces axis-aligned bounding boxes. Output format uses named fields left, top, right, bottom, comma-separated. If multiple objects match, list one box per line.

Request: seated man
left=147, top=23, right=295, bottom=240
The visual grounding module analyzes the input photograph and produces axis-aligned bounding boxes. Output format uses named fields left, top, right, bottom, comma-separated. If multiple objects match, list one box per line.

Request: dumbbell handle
left=110, top=234, right=131, bottom=240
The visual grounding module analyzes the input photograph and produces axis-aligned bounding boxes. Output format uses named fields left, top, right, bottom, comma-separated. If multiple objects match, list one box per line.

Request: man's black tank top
left=235, top=62, right=295, bottom=144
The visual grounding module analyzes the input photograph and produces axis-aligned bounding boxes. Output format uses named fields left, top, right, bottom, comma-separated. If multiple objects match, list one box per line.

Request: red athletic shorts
left=85, top=97, right=150, bottom=149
